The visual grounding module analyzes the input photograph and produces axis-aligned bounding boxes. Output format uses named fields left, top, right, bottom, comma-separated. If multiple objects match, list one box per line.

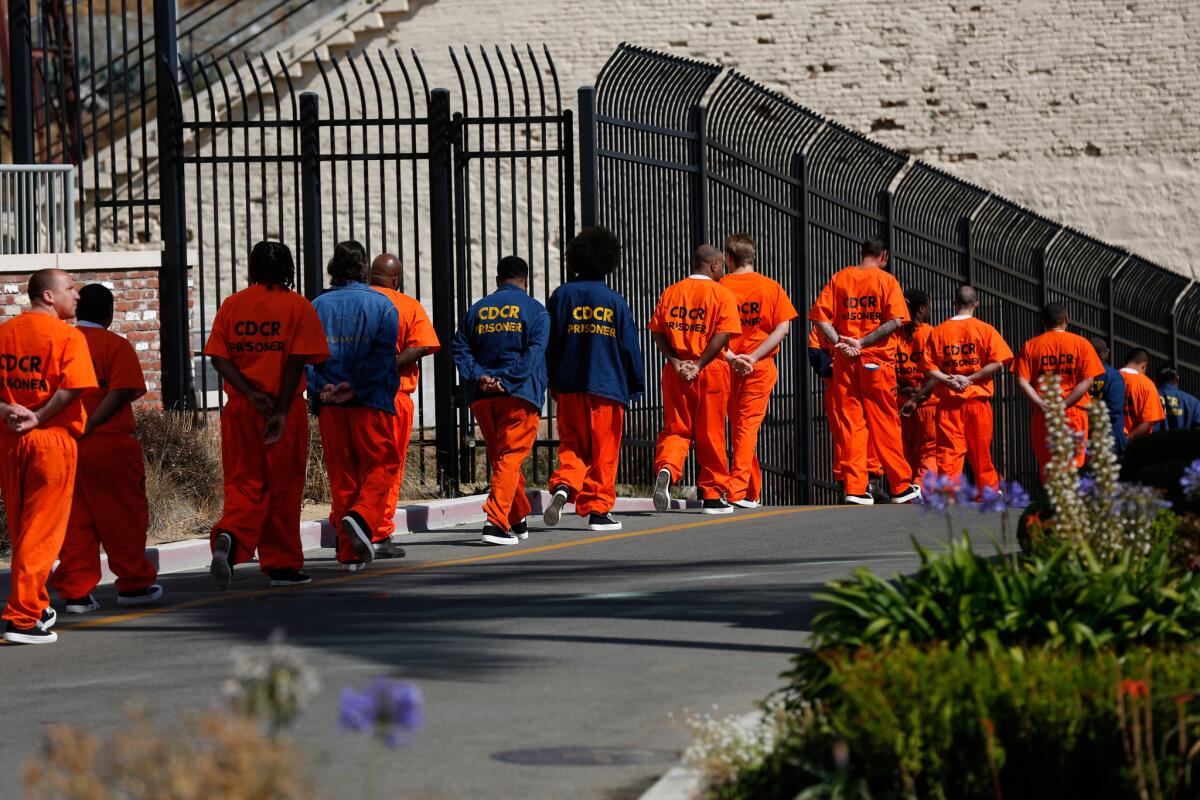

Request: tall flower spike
left=1039, top=373, right=1087, bottom=544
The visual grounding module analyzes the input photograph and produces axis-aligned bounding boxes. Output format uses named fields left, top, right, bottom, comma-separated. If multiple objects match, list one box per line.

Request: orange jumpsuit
left=1014, top=330, right=1105, bottom=475
left=204, top=284, right=330, bottom=573
left=721, top=271, right=798, bottom=503
left=807, top=266, right=912, bottom=496
left=924, top=315, right=1014, bottom=490
left=809, top=325, right=881, bottom=483
left=650, top=275, right=741, bottom=499
left=896, top=323, right=938, bottom=482
left=0, top=312, right=97, bottom=629
left=51, top=324, right=157, bottom=600
left=1122, top=368, right=1166, bottom=439
left=474, top=396, right=540, bottom=529
left=371, top=286, right=440, bottom=539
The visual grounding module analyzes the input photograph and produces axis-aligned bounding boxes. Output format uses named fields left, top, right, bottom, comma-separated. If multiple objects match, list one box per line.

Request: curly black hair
left=249, top=241, right=296, bottom=289
left=566, top=226, right=621, bottom=280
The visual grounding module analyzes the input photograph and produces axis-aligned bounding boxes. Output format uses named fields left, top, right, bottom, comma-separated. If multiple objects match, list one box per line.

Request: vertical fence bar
left=9, top=0, right=34, bottom=165
left=428, top=87, right=459, bottom=496
left=793, top=151, right=813, bottom=503
left=958, top=216, right=975, bottom=287
left=155, top=0, right=191, bottom=410
left=299, top=92, right=323, bottom=299
left=688, top=104, right=708, bottom=249
left=578, top=86, right=598, bottom=229
left=1035, top=244, right=1050, bottom=309
left=562, top=108, right=576, bottom=241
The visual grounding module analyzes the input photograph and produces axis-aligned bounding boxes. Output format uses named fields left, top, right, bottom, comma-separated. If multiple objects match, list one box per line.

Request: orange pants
left=377, top=392, right=415, bottom=539
left=936, top=397, right=1001, bottom=490
left=211, top=394, right=309, bottom=573
left=1031, top=405, right=1088, bottom=477
left=901, top=402, right=938, bottom=483
left=829, top=352, right=911, bottom=495
left=473, top=396, right=539, bottom=531
left=319, top=403, right=401, bottom=562
left=1, top=428, right=77, bottom=628
left=654, top=361, right=731, bottom=500
left=52, top=433, right=156, bottom=599
left=823, top=381, right=881, bottom=482
left=550, top=392, right=624, bottom=516
left=728, top=358, right=777, bottom=503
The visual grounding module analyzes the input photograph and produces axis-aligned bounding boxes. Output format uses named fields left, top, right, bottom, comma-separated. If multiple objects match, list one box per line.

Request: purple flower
left=978, top=485, right=1006, bottom=514
left=1005, top=481, right=1031, bottom=508
left=1182, top=460, right=1200, bottom=499
left=954, top=478, right=978, bottom=507
left=921, top=472, right=948, bottom=512
left=1077, top=475, right=1096, bottom=498
left=339, top=677, right=423, bottom=748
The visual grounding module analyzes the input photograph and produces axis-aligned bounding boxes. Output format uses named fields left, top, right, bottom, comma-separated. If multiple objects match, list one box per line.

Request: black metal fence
left=579, top=44, right=1199, bottom=504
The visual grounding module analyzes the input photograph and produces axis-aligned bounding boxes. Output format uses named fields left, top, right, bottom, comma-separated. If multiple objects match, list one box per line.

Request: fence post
left=154, top=0, right=191, bottom=411
left=792, top=152, right=813, bottom=504
left=1034, top=245, right=1050, bottom=309
left=428, top=88, right=458, bottom=496
left=688, top=104, right=708, bottom=249
left=9, top=0, right=35, bottom=252
left=578, top=86, right=599, bottom=228
left=958, top=216, right=975, bottom=286
left=562, top=108, right=576, bottom=242
left=1105, top=271, right=1118, bottom=358
left=299, top=92, right=323, bottom=299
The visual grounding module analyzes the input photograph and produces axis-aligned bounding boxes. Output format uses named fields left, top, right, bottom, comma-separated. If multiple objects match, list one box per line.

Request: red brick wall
left=1, top=269, right=163, bottom=404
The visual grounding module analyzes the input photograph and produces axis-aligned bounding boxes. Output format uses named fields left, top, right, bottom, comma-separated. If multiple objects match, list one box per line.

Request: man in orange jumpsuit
left=206, top=241, right=330, bottom=589
left=807, top=324, right=884, bottom=492
left=809, top=237, right=921, bottom=505
left=650, top=244, right=741, bottom=514
left=720, top=233, right=797, bottom=508
left=452, top=256, right=549, bottom=545
left=51, top=284, right=161, bottom=613
left=915, top=285, right=1013, bottom=492
left=897, top=289, right=937, bottom=482
left=0, top=269, right=97, bottom=644
left=1121, top=348, right=1166, bottom=440
left=1013, top=303, right=1105, bottom=476
left=368, top=253, right=439, bottom=556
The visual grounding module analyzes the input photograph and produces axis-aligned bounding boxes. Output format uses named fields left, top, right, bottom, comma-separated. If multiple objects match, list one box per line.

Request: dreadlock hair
left=903, top=288, right=929, bottom=338
left=248, top=241, right=296, bottom=289
left=327, top=240, right=369, bottom=286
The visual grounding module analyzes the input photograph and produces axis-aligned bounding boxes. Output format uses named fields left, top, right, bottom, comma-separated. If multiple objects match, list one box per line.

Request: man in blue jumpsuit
left=1157, top=366, right=1200, bottom=431
left=1088, top=336, right=1127, bottom=454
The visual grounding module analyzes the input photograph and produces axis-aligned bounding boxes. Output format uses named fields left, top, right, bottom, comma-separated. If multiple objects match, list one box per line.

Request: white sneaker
left=210, top=532, right=234, bottom=590
left=513, top=520, right=529, bottom=540
left=543, top=487, right=569, bottom=527
left=341, top=513, right=375, bottom=563
left=482, top=525, right=519, bottom=546
left=702, top=498, right=734, bottom=515
left=891, top=484, right=923, bottom=504
left=731, top=498, right=760, bottom=509
left=653, top=469, right=672, bottom=512
left=845, top=493, right=875, bottom=506
left=4, top=621, right=57, bottom=645
left=588, top=512, right=622, bottom=531
left=117, top=585, right=164, bottom=607
left=64, top=594, right=101, bottom=614
left=340, top=561, right=367, bottom=573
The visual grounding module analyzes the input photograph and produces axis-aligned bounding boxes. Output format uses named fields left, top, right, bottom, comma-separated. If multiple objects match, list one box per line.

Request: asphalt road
left=0, top=505, right=1010, bottom=800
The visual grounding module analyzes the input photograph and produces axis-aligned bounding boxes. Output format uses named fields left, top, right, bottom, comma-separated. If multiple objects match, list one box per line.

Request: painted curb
left=638, top=711, right=762, bottom=800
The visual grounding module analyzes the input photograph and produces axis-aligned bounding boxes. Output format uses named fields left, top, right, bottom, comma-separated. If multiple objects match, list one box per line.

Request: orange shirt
left=924, top=316, right=1014, bottom=400
left=807, top=266, right=908, bottom=363
left=371, top=285, right=441, bottom=395
left=806, top=323, right=833, bottom=354
left=897, top=323, right=937, bottom=403
left=648, top=275, right=741, bottom=361
left=720, top=271, right=798, bottom=358
left=1013, top=330, right=1104, bottom=409
left=0, top=312, right=98, bottom=436
left=78, top=324, right=145, bottom=436
left=1121, top=368, right=1166, bottom=435
left=204, top=284, right=330, bottom=399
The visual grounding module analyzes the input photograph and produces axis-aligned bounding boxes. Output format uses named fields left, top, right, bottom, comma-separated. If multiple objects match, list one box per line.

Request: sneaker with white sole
left=513, top=520, right=529, bottom=540
left=64, top=594, right=100, bottom=615
left=653, top=469, right=672, bottom=512
left=845, top=493, right=875, bottom=505
left=339, top=560, right=366, bottom=573
left=731, top=498, right=760, bottom=509
left=210, top=532, right=234, bottom=591
left=588, top=512, right=622, bottom=531
left=890, top=484, right=922, bottom=504
left=267, top=570, right=312, bottom=587
left=543, top=487, right=569, bottom=527
left=372, top=537, right=407, bottom=559
left=41, top=607, right=57, bottom=630
left=4, top=620, right=57, bottom=645
left=702, top=498, right=734, bottom=515
left=117, top=585, right=163, bottom=607
left=482, top=524, right=519, bottom=546
left=341, top=512, right=375, bottom=564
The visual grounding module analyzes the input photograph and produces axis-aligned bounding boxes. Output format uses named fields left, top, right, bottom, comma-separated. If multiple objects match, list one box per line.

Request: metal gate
left=162, top=43, right=573, bottom=495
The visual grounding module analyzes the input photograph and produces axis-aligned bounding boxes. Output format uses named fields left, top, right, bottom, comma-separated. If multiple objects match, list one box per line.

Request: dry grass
left=136, top=408, right=224, bottom=545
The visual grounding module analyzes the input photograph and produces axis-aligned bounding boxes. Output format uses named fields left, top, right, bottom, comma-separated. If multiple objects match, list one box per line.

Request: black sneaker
left=210, top=532, right=234, bottom=591
left=653, top=469, right=672, bottom=512
left=845, top=493, right=875, bottom=506
left=481, top=524, right=518, bottom=546
left=341, top=511, right=375, bottom=564
left=372, top=537, right=407, bottom=559
left=513, top=520, right=529, bottom=541
left=41, top=607, right=57, bottom=630
left=868, top=475, right=890, bottom=504
left=702, top=498, right=734, bottom=515
left=543, top=486, right=569, bottom=527
left=339, top=560, right=366, bottom=573
left=890, top=484, right=922, bottom=504
left=117, top=585, right=164, bottom=607
left=4, top=621, right=57, bottom=645
left=588, top=512, right=622, bottom=532
left=268, top=570, right=313, bottom=587
left=64, top=594, right=100, bottom=615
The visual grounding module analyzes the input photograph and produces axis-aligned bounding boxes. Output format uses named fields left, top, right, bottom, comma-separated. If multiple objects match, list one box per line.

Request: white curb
left=639, top=764, right=706, bottom=800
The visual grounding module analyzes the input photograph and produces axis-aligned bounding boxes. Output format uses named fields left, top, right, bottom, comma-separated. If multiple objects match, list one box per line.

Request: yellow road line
left=60, top=506, right=834, bottom=633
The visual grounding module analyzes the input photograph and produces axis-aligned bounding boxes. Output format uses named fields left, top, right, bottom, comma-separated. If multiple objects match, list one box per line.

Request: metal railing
left=0, top=164, right=76, bottom=253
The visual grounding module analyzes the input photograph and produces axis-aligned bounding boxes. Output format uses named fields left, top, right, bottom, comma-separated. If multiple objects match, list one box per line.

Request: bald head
left=370, top=253, right=402, bottom=290
left=691, top=244, right=725, bottom=279
left=1089, top=335, right=1109, bottom=362
left=28, top=268, right=79, bottom=320
left=954, top=285, right=979, bottom=313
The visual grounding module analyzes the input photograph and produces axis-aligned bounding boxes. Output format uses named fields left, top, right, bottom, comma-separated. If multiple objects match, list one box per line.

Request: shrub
left=725, top=645, right=1200, bottom=800
left=304, top=415, right=331, bottom=505
left=1122, top=430, right=1200, bottom=516
left=135, top=407, right=223, bottom=542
